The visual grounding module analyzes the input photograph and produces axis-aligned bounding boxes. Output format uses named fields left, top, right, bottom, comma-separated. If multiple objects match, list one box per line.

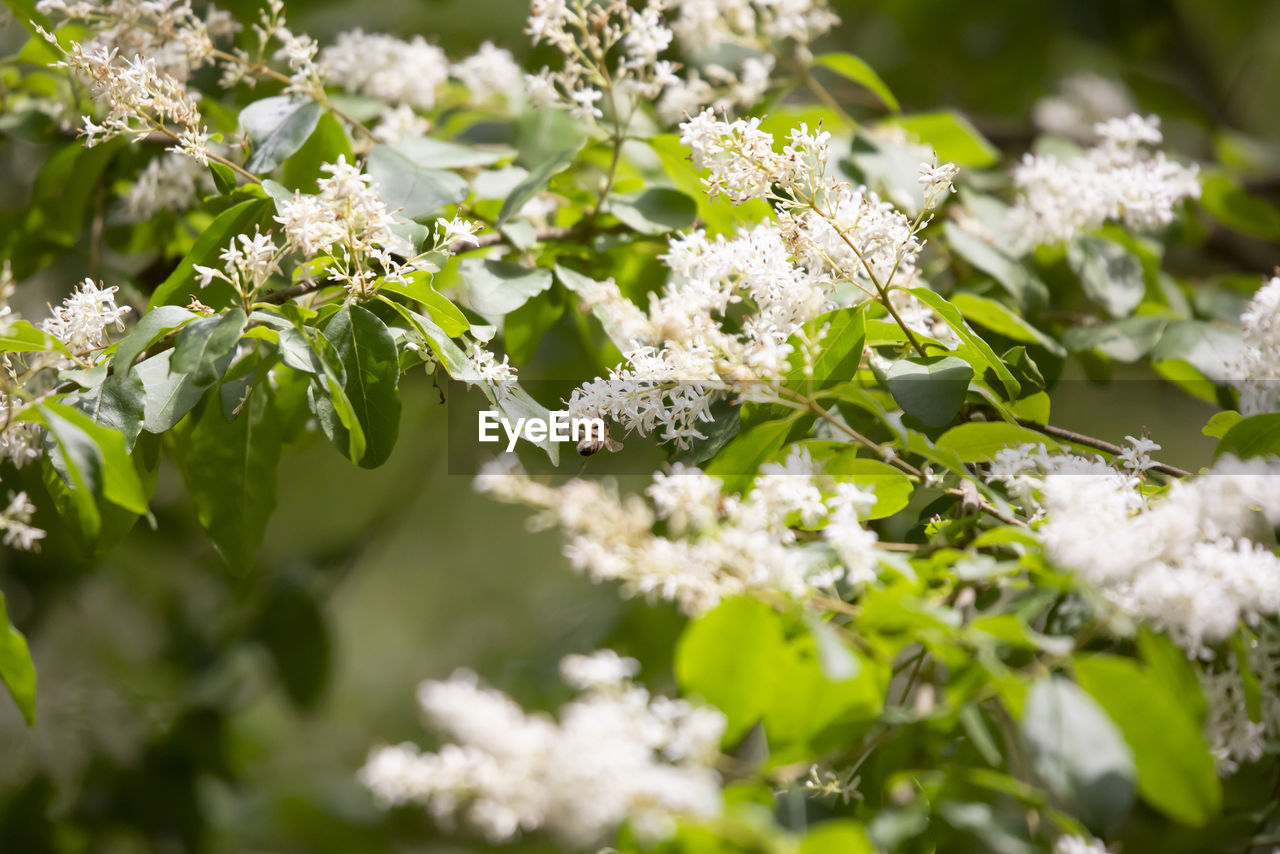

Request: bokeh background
left=1, top=1, right=1279, bottom=851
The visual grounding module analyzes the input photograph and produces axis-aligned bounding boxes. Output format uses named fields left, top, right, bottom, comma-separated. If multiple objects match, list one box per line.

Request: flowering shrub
left=1, top=0, right=1280, bottom=852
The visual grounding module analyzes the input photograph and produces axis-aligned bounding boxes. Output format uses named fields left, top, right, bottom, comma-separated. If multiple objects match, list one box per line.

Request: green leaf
left=1198, top=173, right=1280, bottom=241
left=706, top=417, right=795, bottom=493
left=608, top=187, right=697, bottom=234
left=377, top=273, right=469, bottom=336
left=208, top=161, right=237, bottom=195
left=813, top=52, right=899, bottom=111
left=320, top=305, right=401, bottom=468
left=173, top=380, right=282, bottom=571
left=497, top=144, right=582, bottom=225
left=240, top=96, right=324, bottom=174
left=764, top=635, right=882, bottom=750
left=281, top=111, right=353, bottom=190
left=1202, top=410, right=1242, bottom=440
left=799, top=821, right=874, bottom=854
left=134, top=349, right=218, bottom=433
left=1063, top=316, right=1169, bottom=363
left=504, top=291, right=565, bottom=364
left=885, top=356, right=974, bottom=426
left=72, top=371, right=146, bottom=450
left=458, top=258, right=553, bottom=319
left=171, top=308, right=247, bottom=387
left=944, top=222, right=1048, bottom=309
left=256, top=579, right=330, bottom=711
left=1067, top=237, right=1146, bottom=318
left=1215, top=413, right=1280, bottom=459
left=555, top=265, right=642, bottom=351
left=949, top=292, right=1064, bottom=356
left=910, top=288, right=1020, bottom=398
left=883, top=111, right=999, bottom=168
left=397, top=134, right=513, bottom=169
left=112, top=306, right=197, bottom=372
left=0, top=319, right=69, bottom=355
left=675, top=598, right=787, bottom=743
left=937, top=422, right=1060, bottom=462
left=366, top=144, right=469, bottom=220
left=786, top=307, right=866, bottom=388
left=1020, top=675, right=1135, bottom=832
left=649, top=134, right=773, bottom=234
left=816, top=450, right=914, bottom=519
left=1075, top=655, right=1221, bottom=826
left=39, top=402, right=148, bottom=515
left=0, top=592, right=36, bottom=726
left=149, top=198, right=274, bottom=309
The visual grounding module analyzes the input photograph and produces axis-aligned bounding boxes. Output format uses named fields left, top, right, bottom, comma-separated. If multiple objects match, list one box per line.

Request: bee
left=577, top=429, right=623, bottom=457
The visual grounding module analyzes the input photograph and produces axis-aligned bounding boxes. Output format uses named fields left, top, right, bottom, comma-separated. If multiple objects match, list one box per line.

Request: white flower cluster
left=657, top=0, right=838, bottom=123
left=477, top=447, right=881, bottom=614
left=526, top=0, right=675, bottom=122
left=35, top=0, right=236, bottom=83
left=319, top=30, right=522, bottom=113
left=44, top=30, right=211, bottom=164
left=1032, top=73, right=1135, bottom=141
left=0, top=492, right=46, bottom=552
left=1231, top=276, right=1280, bottom=416
left=1008, top=113, right=1201, bottom=249
left=1054, top=835, right=1110, bottom=854
left=193, top=229, right=282, bottom=301
left=123, top=152, right=216, bottom=221
left=42, top=278, right=131, bottom=355
left=567, top=224, right=830, bottom=445
left=1199, top=624, right=1280, bottom=774
left=272, top=156, right=421, bottom=298
left=359, top=650, right=724, bottom=847
left=988, top=444, right=1280, bottom=656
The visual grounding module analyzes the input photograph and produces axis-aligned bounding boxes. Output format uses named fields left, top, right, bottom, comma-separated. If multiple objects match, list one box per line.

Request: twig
left=1016, top=419, right=1193, bottom=479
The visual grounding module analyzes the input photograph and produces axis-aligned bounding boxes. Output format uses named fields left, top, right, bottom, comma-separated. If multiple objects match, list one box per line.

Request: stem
left=1015, top=419, right=1193, bottom=479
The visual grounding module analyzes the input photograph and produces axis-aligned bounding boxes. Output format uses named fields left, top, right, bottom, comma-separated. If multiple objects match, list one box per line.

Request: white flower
left=1008, top=113, right=1200, bottom=248
left=320, top=30, right=449, bottom=109
left=0, top=491, right=45, bottom=552
left=123, top=152, right=216, bottom=220
left=360, top=652, right=724, bottom=846
left=451, top=41, right=523, bottom=101
left=1231, top=276, right=1280, bottom=415
left=435, top=216, right=481, bottom=251
left=43, top=278, right=131, bottom=354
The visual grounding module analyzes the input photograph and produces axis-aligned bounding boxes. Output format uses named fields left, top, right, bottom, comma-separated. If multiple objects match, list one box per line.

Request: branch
left=1015, top=419, right=1194, bottom=479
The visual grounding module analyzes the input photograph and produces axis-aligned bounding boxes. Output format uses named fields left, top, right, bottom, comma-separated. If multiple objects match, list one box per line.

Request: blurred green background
left=1, top=0, right=1278, bottom=851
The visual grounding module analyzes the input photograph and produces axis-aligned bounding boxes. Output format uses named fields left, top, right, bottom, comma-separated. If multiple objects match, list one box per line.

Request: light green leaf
left=886, top=356, right=974, bottom=426
left=458, top=258, right=553, bottom=319
left=786, top=307, right=866, bottom=388
left=0, top=592, right=35, bottom=726
left=38, top=402, right=148, bottom=515
left=608, top=187, right=697, bottom=234
left=1067, top=237, right=1146, bottom=318
left=884, top=111, right=999, bottom=168
left=949, top=292, right=1064, bottom=356
left=1075, top=655, right=1220, bottom=826
left=1020, top=676, right=1135, bottom=831
left=910, top=288, right=1020, bottom=399
left=937, top=422, right=1060, bottom=462
left=813, top=52, right=899, bottom=112
left=675, top=598, right=787, bottom=743
left=0, top=319, right=69, bottom=355
left=240, top=96, right=324, bottom=173
left=1215, top=412, right=1280, bottom=459
left=377, top=272, right=469, bottom=336
left=366, top=144, right=469, bottom=220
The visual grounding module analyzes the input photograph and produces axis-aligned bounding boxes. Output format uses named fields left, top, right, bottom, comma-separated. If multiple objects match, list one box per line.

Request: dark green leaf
left=281, top=111, right=353, bottom=190
left=209, top=161, right=237, bottom=195
left=171, top=308, right=247, bottom=387
left=320, top=305, right=401, bottom=468
left=256, top=579, right=330, bottom=711
left=72, top=371, right=146, bottom=450
left=134, top=349, right=218, bottom=433
left=1063, top=316, right=1168, bottom=362
left=112, top=306, right=197, bottom=372
left=497, top=145, right=581, bottom=225
left=173, top=380, right=282, bottom=571
left=149, top=198, right=274, bottom=309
